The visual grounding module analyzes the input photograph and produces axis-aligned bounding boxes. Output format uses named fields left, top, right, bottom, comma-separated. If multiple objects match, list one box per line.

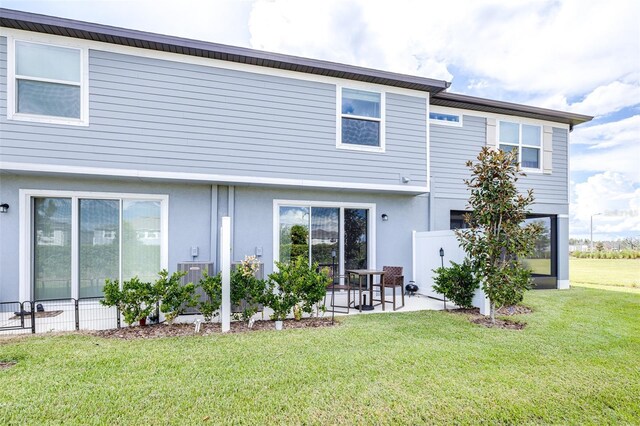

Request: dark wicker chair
left=378, top=266, right=405, bottom=311
left=320, top=265, right=351, bottom=314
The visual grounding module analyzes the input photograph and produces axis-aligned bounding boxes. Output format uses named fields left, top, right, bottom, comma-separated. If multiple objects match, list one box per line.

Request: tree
left=456, top=147, right=543, bottom=323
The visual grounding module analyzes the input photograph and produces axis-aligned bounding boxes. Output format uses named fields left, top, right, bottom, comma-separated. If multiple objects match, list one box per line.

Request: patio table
left=346, top=269, right=386, bottom=312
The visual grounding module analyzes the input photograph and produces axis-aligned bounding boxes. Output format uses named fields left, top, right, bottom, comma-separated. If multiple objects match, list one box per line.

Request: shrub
left=199, top=271, right=222, bottom=322
left=265, top=257, right=330, bottom=320
left=231, top=256, right=267, bottom=323
left=154, top=270, right=197, bottom=323
left=432, top=260, right=480, bottom=309
left=101, top=277, right=156, bottom=326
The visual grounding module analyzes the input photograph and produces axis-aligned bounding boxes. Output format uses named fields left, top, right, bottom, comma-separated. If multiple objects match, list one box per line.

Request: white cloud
left=248, top=0, right=640, bottom=98
left=571, top=115, right=640, bottom=149
left=571, top=172, right=640, bottom=239
left=533, top=81, right=640, bottom=117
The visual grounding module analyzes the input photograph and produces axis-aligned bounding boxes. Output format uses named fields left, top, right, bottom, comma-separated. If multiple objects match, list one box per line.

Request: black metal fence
left=0, top=297, right=119, bottom=335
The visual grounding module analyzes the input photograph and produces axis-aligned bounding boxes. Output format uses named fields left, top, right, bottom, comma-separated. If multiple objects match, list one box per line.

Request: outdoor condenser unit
left=177, top=262, right=214, bottom=314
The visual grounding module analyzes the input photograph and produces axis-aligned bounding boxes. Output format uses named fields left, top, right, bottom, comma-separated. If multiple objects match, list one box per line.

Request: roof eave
left=0, top=8, right=450, bottom=94
left=432, top=92, right=593, bottom=129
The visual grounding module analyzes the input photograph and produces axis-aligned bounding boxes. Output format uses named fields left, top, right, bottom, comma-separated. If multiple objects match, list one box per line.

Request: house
left=0, top=9, right=592, bottom=305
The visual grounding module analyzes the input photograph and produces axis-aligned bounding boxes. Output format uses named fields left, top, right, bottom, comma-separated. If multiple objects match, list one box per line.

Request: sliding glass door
left=79, top=199, right=120, bottom=298
left=344, top=209, right=367, bottom=270
left=34, top=198, right=72, bottom=300
left=30, top=192, right=165, bottom=301
left=277, top=203, right=372, bottom=278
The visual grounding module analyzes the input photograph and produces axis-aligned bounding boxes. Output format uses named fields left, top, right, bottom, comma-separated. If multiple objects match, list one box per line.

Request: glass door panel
left=522, top=216, right=552, bottom=275
left=311, top=207, right=339, bottom=276
left=344, top=209, right=368, bottom=270
left=122, top=200, right=161, bottom=283
left=34, top=198, right=72, bottom=300
left=278, top=206, right=310, bottom=264
left=79, top=199, right=120, bottom=298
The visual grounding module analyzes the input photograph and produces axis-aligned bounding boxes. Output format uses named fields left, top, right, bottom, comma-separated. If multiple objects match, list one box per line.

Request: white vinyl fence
left=412, top=230, right=489, bottom=315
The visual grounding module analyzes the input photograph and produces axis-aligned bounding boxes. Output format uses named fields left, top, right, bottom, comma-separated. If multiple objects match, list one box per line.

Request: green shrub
left=199, top=271, right=222, bottom=322
left=101, top=277, right=156, bottom=326
left=432, top=260, right=480, bottom=309
left=265, top=257, right=329, bottom=320
left=231, top=256, right=267, bottom=323
left=154, top=270, right=197, bottom=323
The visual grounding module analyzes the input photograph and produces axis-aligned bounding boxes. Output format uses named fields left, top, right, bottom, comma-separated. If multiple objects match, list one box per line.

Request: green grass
left=1, top=288, right=639, bottom=424
left=570, top=258, right=640, bottom=289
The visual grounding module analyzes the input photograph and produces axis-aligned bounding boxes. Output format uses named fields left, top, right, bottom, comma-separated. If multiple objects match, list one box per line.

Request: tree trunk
left=490, top=300, right=495, bottom=324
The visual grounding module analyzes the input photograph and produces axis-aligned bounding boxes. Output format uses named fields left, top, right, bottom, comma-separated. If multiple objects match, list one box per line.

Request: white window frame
left=272, top=200, right=376, bottom=279
left=429, top=108, right=463, bottom=127
left=19, top=189, right=169, bottom=302
left=497, top=120, right=543, bottom=172
left=7, top=36, right=90, bottom=126
left=336, top=85, right=386, bottom=153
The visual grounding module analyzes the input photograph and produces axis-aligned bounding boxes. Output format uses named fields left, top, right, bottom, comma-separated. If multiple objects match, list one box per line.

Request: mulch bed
left=9, top=310, right=63, bottom=320
left=90, top=317, right=337, bottom=340
left=471, top=317, right=526, bottom=330
left=447, top=305, right=531, bottom=330
left=0, top=361, right=17, bottom=370
left=497, top=305, right=533, bottom=316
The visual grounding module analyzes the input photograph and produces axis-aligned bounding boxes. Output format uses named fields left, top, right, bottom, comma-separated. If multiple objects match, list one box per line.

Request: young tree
left=456, top=147, right=543, bottom=323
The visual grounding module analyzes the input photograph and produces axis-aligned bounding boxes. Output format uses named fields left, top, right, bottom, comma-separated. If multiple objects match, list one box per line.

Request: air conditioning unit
left=177, top=262, right=214, bottom=314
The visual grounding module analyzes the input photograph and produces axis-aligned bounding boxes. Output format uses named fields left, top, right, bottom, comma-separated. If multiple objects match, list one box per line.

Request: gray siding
left=0, top=175, right=213, bottom=302
left=430, top=115, right=569, bottom=205
left=0, top=38, right=427, bottom=187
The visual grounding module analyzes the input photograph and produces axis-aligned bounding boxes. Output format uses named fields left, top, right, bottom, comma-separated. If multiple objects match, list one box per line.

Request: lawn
left=1, top=288, right=639, bottom=424
left=570, top=258, right=640, bottom=290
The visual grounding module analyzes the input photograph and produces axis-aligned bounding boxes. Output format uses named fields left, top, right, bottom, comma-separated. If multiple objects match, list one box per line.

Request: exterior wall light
left=381, top=214, right=389, bottom=221
left=402, top=177, right=411, bottom=183
left=0, top=203, right=9, bottom=213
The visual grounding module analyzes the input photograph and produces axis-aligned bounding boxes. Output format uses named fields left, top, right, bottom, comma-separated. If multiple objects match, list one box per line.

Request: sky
left=2, top=0, right=639, bottom=241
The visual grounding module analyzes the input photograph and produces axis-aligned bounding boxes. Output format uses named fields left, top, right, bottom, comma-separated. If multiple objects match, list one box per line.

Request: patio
left=0, top=288, right=447, bottom=335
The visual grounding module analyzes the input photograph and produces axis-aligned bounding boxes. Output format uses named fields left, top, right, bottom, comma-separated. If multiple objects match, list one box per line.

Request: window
left=498, top=121, right=542, bottom=169
left=23, top=191, right=167, bottom=301
left=429, top=111, right=462, bottom=127
left=9, top=39, right=88, bottom=125
left=521, top=215, right=556, bottom=278
left=274, top=201, right=375, bottom=280
left=338, top=87, right=384, bottom=151
left=449, top=210, right=471, bottom=230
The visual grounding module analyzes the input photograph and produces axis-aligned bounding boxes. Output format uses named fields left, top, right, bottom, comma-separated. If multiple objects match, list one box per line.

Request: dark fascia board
left=432, top=92, right=593, bottom=129
left=0, top=8, right=450, bottom=93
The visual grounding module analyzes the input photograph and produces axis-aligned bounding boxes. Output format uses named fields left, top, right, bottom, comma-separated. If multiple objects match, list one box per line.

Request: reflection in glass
left=342, top=88, right=380, bottom=118
left=17, top=80, right=81, bottom=118
left=499, top=121, right=519, bottom=144
left=311, top=207, right=339, bottom=275
left=34, top=198, right=72, bottom=300
left=522, top=125, right=541, bottom=147
left=522, top=217, right=551, bottom=275
left=344, top=209, right=368, bottom=270
left=79, top=199, right=120, bottom=298
left=279, top=206, right=309, bottom=264
left=122, top=200, right=161, bottom=283
left=522, top=147, right=540, bottom=169
left=342, top=118, right=380, bottom=147
left=16, top=41, right=81, bottom=82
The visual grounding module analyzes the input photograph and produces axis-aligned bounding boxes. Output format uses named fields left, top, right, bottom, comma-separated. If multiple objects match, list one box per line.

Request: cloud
left=571, top=115, right=640, bottom=149
left=248, top=0, right=640, bottom=98
left=571, top=172, right=640, bottom=239
left=533, top=81, right=640, bottom=118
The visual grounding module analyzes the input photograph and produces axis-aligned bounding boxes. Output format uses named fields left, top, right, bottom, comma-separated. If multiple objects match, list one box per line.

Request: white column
left=220, top=216, right=231, bottom=333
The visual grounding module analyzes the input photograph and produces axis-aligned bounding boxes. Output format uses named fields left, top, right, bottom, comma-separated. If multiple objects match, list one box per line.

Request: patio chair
left=376, top=266, right=405, bottom=311
left=320, top=266, right=351, bottom=314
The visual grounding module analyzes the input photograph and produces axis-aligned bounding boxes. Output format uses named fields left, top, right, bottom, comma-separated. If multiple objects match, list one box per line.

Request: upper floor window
left=337, top=87, right=385, bottom=152
left=429, top=111, right=462, bottom=127
left=498, top=121, right=541, bottom=169
left=9, top=39, right=88, bottom=126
